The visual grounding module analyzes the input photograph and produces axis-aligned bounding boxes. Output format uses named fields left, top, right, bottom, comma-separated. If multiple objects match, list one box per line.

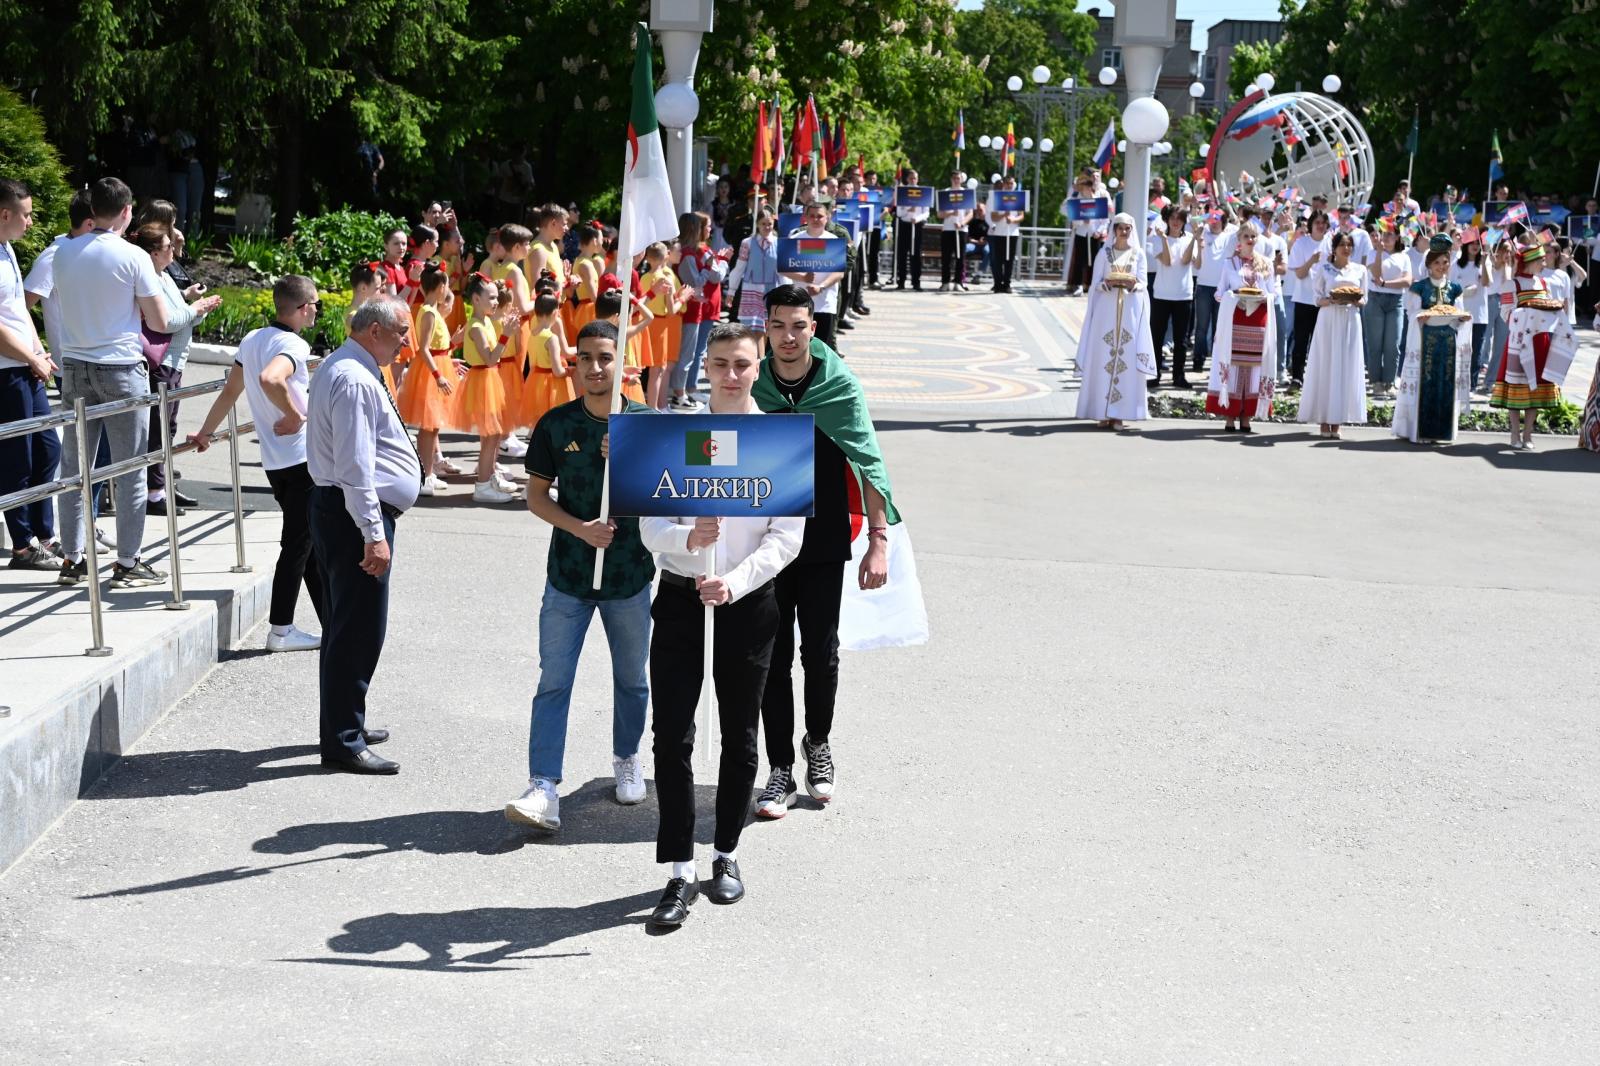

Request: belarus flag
left=797, top=238, right=831, bottom=253
left=1092, top=120, right=1117, bottom=174
left=685, top=430, right=737, bottom=466
left=620, top=24, right=679, bottom=261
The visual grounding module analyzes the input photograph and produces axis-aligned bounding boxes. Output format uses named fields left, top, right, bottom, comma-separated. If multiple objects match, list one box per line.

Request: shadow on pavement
left=284, top=890, right=661, bottom=971
left=511, top=777, right=730, bottom=848
left=873, top=418, right=1097, bottom=437
left=81, top=743, right=325, bottom=800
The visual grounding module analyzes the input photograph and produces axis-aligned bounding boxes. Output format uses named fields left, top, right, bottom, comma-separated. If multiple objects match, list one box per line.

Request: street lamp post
left=1007, top=65, right=1116, bottom=281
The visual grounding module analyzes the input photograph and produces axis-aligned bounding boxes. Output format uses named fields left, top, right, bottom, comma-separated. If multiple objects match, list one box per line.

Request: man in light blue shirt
left=305, top=295, right=420, bottom=775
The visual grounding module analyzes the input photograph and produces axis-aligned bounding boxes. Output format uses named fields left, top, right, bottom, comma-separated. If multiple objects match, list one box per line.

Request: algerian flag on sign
left=621, top=23, right=679, bottom=260
left=685, top=430, right=737, bottom=466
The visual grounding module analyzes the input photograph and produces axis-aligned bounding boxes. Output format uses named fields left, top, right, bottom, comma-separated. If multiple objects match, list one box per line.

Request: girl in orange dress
left=455, top=275, right=520, bottom=503
left=569, top=224, right=605, bottom=335
left=490, top=223, right=536, bottom=438
left=397, top=266, right=460, bottom=495
left=346, top=262, right=400, bottom=398
left=640, top=242, right=687, bottom=410
left=522, top=292, right=576, bottom=428
left=439, top=224, right=473, bottom=337
left=595, top=285, right=651, bottom=406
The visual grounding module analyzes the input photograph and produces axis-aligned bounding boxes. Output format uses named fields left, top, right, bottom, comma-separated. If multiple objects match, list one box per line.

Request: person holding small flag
left=751, top=283, right=897, bottom=819
left=641, top=321, right=804, bottom=929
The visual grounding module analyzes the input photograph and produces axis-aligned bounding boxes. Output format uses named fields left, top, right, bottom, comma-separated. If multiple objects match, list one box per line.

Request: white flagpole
left=699, top=540, right=717, bottom=770
left=1592, top=157, right=1599, bottom=199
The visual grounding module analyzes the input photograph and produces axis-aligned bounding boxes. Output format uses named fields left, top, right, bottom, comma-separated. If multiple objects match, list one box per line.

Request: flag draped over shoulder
left=621, top=23, right=678, bottom=259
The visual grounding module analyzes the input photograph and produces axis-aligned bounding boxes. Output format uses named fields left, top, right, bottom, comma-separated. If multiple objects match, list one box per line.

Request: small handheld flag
left=952, top=109, right=966, bottom=153
left=1092, top=120, right=1117, bottom=174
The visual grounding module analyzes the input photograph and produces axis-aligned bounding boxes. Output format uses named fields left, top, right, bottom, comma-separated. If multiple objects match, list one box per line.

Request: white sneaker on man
left=473, top=481, right=517, bottom=504
left=613, top=753, right=646, bottom=804
left=266, top=625, right=321, bottom=653
left=498, top=436, right=528, bottom=458
left=506, top=777, right=560, bottom=830
left=418, top=474, right=448, bottom=497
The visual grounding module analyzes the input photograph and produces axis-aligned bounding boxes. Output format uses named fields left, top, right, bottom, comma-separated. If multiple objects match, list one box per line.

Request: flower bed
left=1146, top=393, right=1581, bottom=435
left=195, top=286, right=353, bottom=351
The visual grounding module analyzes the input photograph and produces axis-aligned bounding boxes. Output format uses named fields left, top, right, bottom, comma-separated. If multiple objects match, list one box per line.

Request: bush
left=0, top=86, right=71, bottom=270
left=289, top=207, right=407, bottom=275
left=195, top=286, right=353, bottom=352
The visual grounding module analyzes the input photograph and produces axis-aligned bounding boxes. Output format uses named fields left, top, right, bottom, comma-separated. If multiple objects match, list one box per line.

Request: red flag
left=750, top=100, right=769, bottom=183
left=792, top=105, right=810, bottom=169
left=857, top=152, right=864, bottom=175
left=771, top=100, right=785, bottom=177
left=805, top=95, right=826, bottom=178
left=1191, top=166, right=1210, bottom=184
left=819, top=114, right=833, bottom=169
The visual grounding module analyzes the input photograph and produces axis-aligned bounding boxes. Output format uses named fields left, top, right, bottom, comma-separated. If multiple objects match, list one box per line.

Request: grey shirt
left=306, top=339, right=421, bottom=543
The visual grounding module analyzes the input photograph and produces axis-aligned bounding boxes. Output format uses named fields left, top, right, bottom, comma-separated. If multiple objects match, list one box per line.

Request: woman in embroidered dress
left=1394, top=247, right=1472, bottom=444
left=1073, top=212, right=1155, bottom=429
left=1206, top=221, right=1278, bottom=433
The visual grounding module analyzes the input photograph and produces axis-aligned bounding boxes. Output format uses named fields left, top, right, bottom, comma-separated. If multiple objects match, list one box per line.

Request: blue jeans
left=1274, top=298, right=1290, bottom=377
left=527, top=583, right=651, bottom=782
left=1363, top=291, right=1403, bottom=385
left=1482, top=310, right=1510, bottom=389
left=1193, top=284, right=1218, bottom=367
left=671, top=319, right=714, bottom=394
left=0, top=367, right=60, bottom=549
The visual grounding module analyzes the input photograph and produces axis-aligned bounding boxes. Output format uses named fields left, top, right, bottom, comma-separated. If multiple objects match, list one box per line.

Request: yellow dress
left=489, top=259, right=531, bottom=428
left=570, top=253, right=604, bottom=335
left=396, top=303, right=456, bottom=430
left=522, top=324, right=576, bottom=427
left=643, top=266, right=681, bottom=368
left=454, top=311, right=508, bottom=436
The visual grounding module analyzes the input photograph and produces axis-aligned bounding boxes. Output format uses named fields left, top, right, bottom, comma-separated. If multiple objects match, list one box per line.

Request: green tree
left=0, top=87, right=72, bottom=269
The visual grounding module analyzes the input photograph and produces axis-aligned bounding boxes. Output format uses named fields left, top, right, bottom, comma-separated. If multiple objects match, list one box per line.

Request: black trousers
left=759, top=559, right=844, bottom=768
left=1290, top=302, right=1321, bottom=382
left=838, top=256, right=854, bottom=319
left=866, top=229, right=882, bottom=285
left=265, top=463, right=324, bottom=628
left=309, top=485, right=396, bottom=759
left=814, top=311, right=837, bottom=352
left=894, top=220, right=924, bottom=286
left=851, top=248, right=868, bottom=311
left=651, top=576, right=777, bottom=862
left=145, top=363, right=181, bottom=492
left=939, top=228, right=966, bottom=284
left=991, top=234, right=1018, bottom=290
left=1149, top=297, right=1192, bottom=380
left=1068, top=235, right=1101, bottom=290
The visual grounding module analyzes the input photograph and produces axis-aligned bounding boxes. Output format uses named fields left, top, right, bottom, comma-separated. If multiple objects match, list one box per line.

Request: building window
left=1102, top=47, right=1122, bottom=70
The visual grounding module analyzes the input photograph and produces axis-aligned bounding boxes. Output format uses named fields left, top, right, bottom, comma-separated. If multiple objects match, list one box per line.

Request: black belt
left=659, top=571, right=697, bottom=590
left=313, top=485, right=404, bottom=522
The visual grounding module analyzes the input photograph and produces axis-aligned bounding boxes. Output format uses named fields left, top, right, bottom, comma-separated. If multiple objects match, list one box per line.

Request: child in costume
left=456, top=275, right=521, bottom=503
left=398, top=265, right=460, bottom=494
left=522, top=292, right=575, bottom=426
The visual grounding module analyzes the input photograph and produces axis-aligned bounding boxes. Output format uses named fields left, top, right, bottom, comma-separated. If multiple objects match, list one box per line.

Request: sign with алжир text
left=777, top=234, right=848, bottom=273
left=607, top=413, right=815, bottom=518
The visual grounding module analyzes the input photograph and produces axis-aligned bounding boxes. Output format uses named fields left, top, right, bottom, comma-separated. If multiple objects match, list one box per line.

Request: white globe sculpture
left=1211, top=91, right=1375, bottom=208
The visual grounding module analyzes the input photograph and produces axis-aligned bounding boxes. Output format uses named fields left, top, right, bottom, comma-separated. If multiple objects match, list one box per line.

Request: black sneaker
left=754, top=765, right=797, bottom=819
left=173, top=488, right=199, bottom=508
left=8, top=545, right=62, bottom=571
left=57, top=558, right=88, bottom=586
left=108, top=559, right=167, bottom=589
left=801, top=734, right=834, bottom=804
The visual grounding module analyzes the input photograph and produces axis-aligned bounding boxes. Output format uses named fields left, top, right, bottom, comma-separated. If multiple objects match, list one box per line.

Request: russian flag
left=1228, top=100, right=1291, bottom=141
left=1092, top=120, right=1117, bottom=174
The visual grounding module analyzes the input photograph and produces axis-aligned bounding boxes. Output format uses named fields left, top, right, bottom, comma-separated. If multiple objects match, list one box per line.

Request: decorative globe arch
left=1206, top=90, right=1375, bottom=209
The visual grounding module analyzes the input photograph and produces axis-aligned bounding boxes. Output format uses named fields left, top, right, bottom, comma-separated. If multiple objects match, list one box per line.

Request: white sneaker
left=492, top=471, right=521, bottom=494
left=498, top=436, right=528, bottom=458
left=433, top=457, right=463, bottom=476
left=669, top=396, right=703, bottom=411
left=613, top=753, right=646, bottom=805
left=473, top=481, right=517, bottom=503
left=418, top=474, right=447, bottom=496
left=1521, top=437, right=1537, bottom=451
left=505, top=777, right=560, bottom=830
left=265, top=625, right=321, bottom=652
left=93, top=526, right=115, bottom=550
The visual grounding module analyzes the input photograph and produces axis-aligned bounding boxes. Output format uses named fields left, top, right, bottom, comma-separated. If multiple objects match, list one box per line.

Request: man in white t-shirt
left=23, top=189, right=96, bottom=364
left=0, top=179, right=63, bottom=571
left=1192, top=208, right=1237, bottom=371
left=987, top=174, right=1024, bottom=293
left=779, top=198, right=845, bottom=350
left=51, top=176, right=187, bottom=589
left=188, top=275, right=325, bottom=653
left=938, top=170, right=973, bottom=291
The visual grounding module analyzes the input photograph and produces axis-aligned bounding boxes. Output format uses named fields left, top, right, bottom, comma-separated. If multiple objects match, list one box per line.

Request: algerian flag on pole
left=595, top=22, right=678, bottom=590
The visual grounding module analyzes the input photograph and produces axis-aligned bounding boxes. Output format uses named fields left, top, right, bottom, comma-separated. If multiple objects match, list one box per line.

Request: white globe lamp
left=1322, top=75, right=1341, bottom=94
left=1040, top=138, right=1054, bottom=153
left=1021, top=137, right=1034, bottom=150
left=654, top=83, right=699, bottom=129
left=1108, top=177, right=1121, bottom=189
left=965, top=177, right=979, bottom=190
left=1032, top=65, right=1051, bottom=85
left=1121, top=96, right=1170, bottom=145
left=1098, top=66, right=1118, bottom=87
left=1006, top=75, right=1023, bottom=92
left=1255, top=72, right=1276, bottom=93
left=1189, top=81, right=1206, bottom=100
left=978, top=135, right=992, bottom=148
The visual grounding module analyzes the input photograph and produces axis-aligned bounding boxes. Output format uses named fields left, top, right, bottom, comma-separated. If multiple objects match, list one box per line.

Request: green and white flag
left=685, top=429, right=738, bottom=466
left=621, top=23, right=679, bottom=260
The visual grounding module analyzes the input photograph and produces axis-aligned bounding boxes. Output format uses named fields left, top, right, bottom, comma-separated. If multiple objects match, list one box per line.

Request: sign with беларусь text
left=777, top=234, right=848, bottom=273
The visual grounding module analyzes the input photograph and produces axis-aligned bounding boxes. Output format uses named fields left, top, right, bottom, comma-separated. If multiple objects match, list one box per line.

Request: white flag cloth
left=839, top=523, right=929, bottom=652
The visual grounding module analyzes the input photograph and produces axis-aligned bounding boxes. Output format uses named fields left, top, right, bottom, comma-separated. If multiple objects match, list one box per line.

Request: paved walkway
left=3, top=289, right=1598, bottom=1063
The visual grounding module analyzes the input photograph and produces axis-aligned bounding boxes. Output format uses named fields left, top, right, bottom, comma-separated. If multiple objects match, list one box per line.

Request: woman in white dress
left=1206, top=222, right=1278, bottom=433
left=1297, top=231, right=1368, bottom=438
left=1074, top=212, right=1156, bottom=429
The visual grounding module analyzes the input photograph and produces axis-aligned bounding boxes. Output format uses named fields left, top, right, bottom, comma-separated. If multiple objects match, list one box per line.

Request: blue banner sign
left=894, top=185, right=934, bottom=208
left=1483, top=201, right=1525, bottom=225
left=1066, top=196, right=1112, bottom=221
left=936, top=188, right=977, bottom=212
left=1568, top=215, right=1600, bottom=241
left=608, top=414, right=815, bottom=518
left=778, top=209, right=804, bottom=235
left=835, top=215, right=861, bottom=241
left=992, top=189, right=1029, bottom=212
left=832, top=201, right=860, bottom=223
left=776, top=235, right=848, bottom=273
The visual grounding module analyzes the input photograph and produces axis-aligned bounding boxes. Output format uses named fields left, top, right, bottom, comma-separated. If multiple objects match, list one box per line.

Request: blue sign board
left=1066, top=196, right=1112, bottom=221
left=936, top=188, right=977, bottom=213
left=778, top=209, right=804, bottom=235
left=1568, top=215, right=1600, bottom=241
left=1483, top=201, right=1525, bottom=225
left=608, top=414, right=815, bottom=518
left=832, top=201, right=860, bottom=223
left=835, top=215, right=861, bottom=241
left=1431, top=200, right=1476, bottom=224
left=776, top=235, right=848, bottom=273
left=992, top=189, right=1029, bottom=212
left=894, top=185, right=935, bottom=209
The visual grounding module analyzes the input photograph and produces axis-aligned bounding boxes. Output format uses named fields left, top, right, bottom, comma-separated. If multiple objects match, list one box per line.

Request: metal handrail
left=0, top=353, right=321, bottom=656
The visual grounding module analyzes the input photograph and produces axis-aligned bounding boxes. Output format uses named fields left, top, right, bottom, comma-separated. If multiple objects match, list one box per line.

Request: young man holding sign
left=751, top=284, right=898, bottom=819
left=639, top=322, right=804, bottom=928
left=779, top=199, right=846, bottom=352
left=506, top=321, right=655, bottom=832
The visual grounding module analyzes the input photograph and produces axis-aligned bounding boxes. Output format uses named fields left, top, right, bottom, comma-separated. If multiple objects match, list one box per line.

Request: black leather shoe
left=706, top=858, right=744, bottom=904
left=146, top=498, right=186, bottom=517
left=649, top=877, right=698, bottom=927
left=855, top=306, right=871, bottom=315
left=362, top=729, right=390, bottom=745
left=173, top=489, right=199, bottom=508
left=320, top=749, right=400, bottom=775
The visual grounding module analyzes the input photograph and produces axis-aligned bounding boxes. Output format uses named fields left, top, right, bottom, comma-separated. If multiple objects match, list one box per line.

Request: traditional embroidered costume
left=1297, top=261, right=1369, bottom=428
left=1207, top=256, right=1279, bottom=421
left=1490, top=248, right=1577, bottom=411
left=1394, top=276, right=1472, bottom=443
left=1073, top=232, right=1155, bottom=423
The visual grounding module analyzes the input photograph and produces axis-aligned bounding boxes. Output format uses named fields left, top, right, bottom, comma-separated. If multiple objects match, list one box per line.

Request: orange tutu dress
left=395, top=303, right=458, bottom=430
left=522, top=325, right=576, bottom=427
left=455, top=312, right=509, bottom=436
left=643, top=266, right=682, bottom=368
left=623, top=321, right=648, bottom=405
left=490, top=259, right=533, bottom=429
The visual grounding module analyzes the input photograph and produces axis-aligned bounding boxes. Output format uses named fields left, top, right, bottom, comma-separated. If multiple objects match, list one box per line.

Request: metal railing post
left=156, top=382, right=189, bottom=611
left=74, top=397, right=112, bottom=657
left=226, top=406, right=251, bottom=574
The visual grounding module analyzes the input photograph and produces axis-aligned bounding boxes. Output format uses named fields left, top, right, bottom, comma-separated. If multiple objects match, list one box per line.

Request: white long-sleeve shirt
left=640, top=509, right=803, bottom=604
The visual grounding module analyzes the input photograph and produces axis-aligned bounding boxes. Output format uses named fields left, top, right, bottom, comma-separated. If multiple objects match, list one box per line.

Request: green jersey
left=525, top=398, right=655, bottom=600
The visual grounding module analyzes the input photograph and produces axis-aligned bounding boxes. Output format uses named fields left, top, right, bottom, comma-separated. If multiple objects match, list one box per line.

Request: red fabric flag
left=771, top=100, right=785, bottom=177
left=792, top=105, right=810, bottom=168
left=833, top=115, right=847, bottom=171
left=750, top=100, right=769, bottom=183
